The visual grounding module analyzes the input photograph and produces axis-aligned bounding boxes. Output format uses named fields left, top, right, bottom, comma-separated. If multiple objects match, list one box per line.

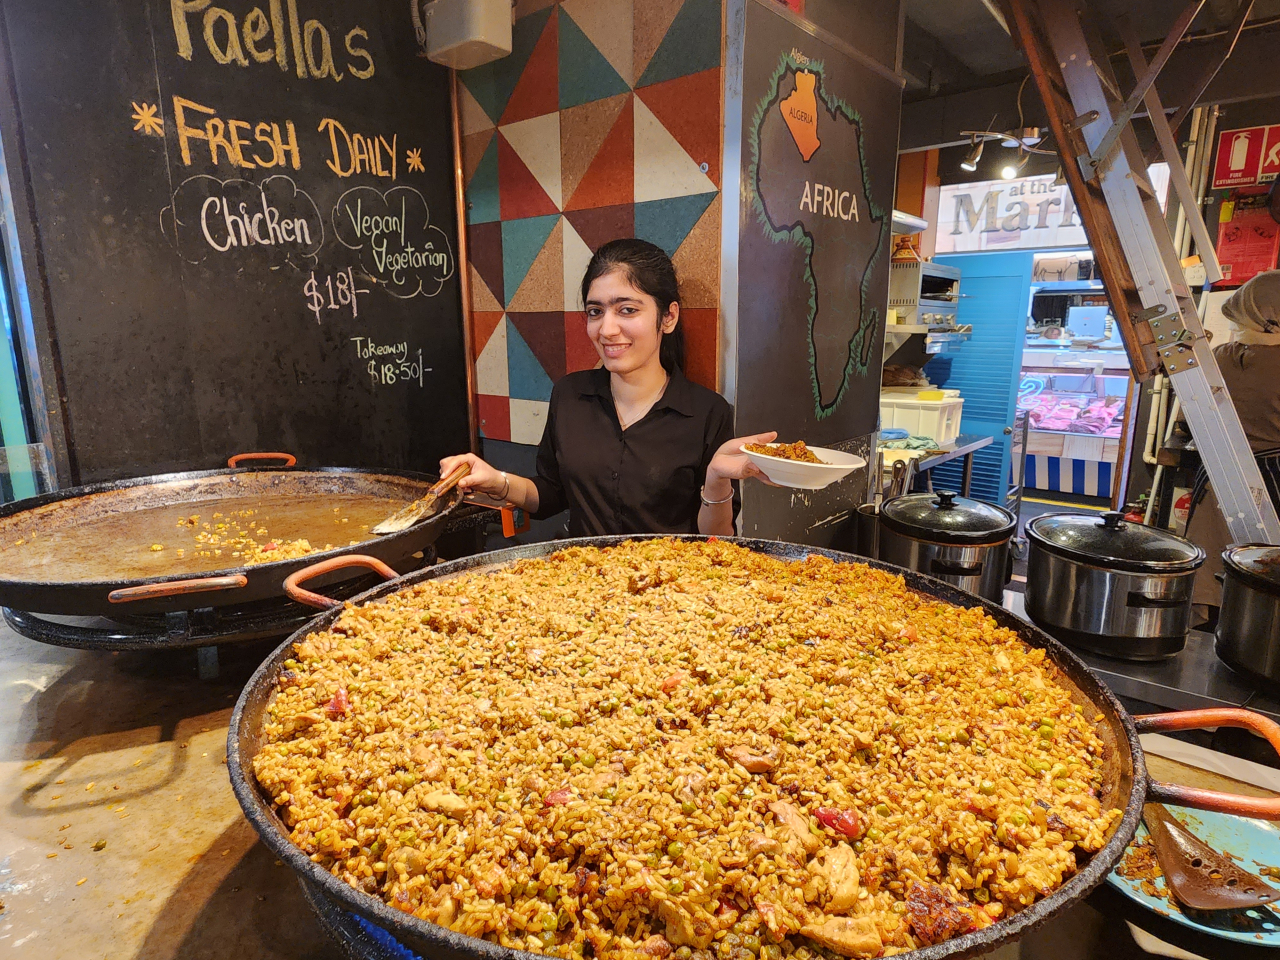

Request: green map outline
left=747, top=53, right=887, bottom=420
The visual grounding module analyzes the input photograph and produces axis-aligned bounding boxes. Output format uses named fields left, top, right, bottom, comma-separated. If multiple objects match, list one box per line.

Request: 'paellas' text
left=170, top=0, right=375, bottom=82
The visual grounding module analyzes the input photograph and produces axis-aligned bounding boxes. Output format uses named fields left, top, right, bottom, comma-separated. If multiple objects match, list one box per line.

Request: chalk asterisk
left=130, top=102, right=164, bottom=137
left=405, top=147, right=425, bottom=173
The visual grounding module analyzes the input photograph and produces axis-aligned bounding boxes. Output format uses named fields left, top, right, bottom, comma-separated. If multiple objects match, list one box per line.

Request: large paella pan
left=229, top=536, right=1280, bottom=960
left=0, top=454, right=460, bottom=618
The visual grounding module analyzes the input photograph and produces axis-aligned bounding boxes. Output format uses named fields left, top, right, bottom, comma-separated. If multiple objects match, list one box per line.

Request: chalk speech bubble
left=331, top=186, right=455, bottom=299
left=161, top=174, right=325, bottom=268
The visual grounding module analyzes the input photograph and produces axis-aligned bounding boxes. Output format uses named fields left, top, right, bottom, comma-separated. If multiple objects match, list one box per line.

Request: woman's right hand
left=439, top=453, right=507, bottom=499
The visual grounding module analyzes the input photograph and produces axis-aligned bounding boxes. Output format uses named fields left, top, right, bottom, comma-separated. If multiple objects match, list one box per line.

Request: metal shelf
left=886, top=324, right=972, bottom=336
left=1030, top=279, right=1106, bottom=293
left=891, top=210, right=929, bottom=235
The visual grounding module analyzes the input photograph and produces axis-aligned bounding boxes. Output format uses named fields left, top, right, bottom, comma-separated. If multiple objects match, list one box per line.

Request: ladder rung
left=1131, top=172, right=1157, bottom=199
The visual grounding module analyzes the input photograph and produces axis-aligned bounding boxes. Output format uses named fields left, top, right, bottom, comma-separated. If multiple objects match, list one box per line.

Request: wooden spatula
left=372, top=463, right=470, bottom=535
left=1142, top=803, right=1280, bottom=911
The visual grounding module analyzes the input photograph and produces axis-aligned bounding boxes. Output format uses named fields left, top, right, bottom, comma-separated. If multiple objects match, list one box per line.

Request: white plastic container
left=881, top=386, right=961, bottom=398
left=880, top=394, right=964, bottom=445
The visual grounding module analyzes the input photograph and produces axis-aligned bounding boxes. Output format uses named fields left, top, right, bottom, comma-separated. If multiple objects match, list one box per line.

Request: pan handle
left=1136, top=709, right=1280, bottom=819
left=227, top=452, right=297, bottom=468
left=108, top=574, right=249, bottom=604
left=283, top=555, right=398, bottom=610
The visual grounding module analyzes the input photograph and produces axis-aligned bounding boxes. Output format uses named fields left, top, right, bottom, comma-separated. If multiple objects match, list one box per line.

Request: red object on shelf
left=773, top=0, right=805, bottom=13
left=1216, top=188, right=1280, bottom=287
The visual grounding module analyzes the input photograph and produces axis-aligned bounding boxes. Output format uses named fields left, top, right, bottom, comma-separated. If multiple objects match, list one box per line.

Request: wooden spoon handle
left=430, top=461, right=471, bottom=498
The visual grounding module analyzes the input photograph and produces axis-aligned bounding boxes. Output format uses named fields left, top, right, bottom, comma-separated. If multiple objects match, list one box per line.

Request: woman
left=440, top=239, right=774, bottom=536
left=1186, top=270, right=1280, bottom=614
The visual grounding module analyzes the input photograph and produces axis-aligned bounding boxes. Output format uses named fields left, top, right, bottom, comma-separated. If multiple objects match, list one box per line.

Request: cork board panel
left=673, top=193, right=721, bottom=308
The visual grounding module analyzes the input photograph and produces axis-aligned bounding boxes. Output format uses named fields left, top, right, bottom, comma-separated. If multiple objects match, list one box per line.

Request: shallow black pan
left=0, top=456, right=460, bottom=617
left=228, top=535, right=1280, bottom=960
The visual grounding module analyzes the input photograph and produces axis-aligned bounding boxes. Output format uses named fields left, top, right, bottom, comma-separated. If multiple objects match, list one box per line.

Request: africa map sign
left=733, top=4, right=899, bottom=446
left=750, top=52, right=886, bottom=417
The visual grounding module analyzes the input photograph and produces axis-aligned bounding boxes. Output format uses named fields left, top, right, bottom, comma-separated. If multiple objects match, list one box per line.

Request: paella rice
left=253, top=538, right=1122, bottom=959
left=172, top=510, right=353, bottom=564
left=744, top=442, right=826, bottom=464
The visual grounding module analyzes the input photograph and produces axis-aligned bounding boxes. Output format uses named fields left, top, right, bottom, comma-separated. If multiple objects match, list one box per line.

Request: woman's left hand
left=706, top=431, right=779, bottom=489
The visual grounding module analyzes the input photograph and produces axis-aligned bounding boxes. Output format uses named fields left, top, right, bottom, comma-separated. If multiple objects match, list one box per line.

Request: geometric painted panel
left=507, top=321, right=555, bottom=402
left=510, top=398, right=550, bottom=445
left=477, top=393, right=511, bottom=442
left=460, top=0, right=724, bottom=448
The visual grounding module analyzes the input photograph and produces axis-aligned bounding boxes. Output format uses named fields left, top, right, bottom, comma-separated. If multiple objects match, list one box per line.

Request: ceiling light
left=1002, top=151, right=1032, bottom=180
left=961, top=136, right=985, bottom=173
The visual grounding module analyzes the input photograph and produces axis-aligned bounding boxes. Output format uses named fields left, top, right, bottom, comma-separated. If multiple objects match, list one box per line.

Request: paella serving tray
left=1107, top=735, right=1280, bottom=950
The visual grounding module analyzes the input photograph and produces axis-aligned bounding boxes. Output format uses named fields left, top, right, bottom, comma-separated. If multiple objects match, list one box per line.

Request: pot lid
left=1027, top=512, right=1206, bottom=573
left=879, top=491, right=1016, bottom=546
left=1223, top=544, right=1280, bottom=596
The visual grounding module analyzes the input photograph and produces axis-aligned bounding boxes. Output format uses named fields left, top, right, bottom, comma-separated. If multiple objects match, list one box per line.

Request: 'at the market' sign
left=935, top=168, right=1170, bottom=254
left=935, top=175, right=1085, bottom=253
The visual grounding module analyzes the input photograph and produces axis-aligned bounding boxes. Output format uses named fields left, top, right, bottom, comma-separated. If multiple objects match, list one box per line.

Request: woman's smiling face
left=584, top=268, right=678, bottom=375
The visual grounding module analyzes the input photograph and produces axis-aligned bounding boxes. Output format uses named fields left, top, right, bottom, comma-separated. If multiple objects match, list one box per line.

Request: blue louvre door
left=925, top=251, right=1033, bottom=504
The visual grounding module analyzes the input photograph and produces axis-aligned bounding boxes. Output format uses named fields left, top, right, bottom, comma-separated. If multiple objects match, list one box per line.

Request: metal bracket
left=1143, top=305, right=1183, bottom=335
left=1068, top=110, right=1100, bottom=131
left=1158, top=338, right=1202, bottom=373
left=165, top=609, right=191, bottom=641
left=1133, top=286, right=1204, bottom=374
left=1077, top=0, right=1203, bottom=181
left=1140, top=303, right=1195, bottom=350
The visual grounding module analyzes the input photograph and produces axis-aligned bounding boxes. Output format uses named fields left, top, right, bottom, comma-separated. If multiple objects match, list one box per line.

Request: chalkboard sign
left=727, top=0, right=902, bottom=544
left=0, top=0, right=470, bottom=483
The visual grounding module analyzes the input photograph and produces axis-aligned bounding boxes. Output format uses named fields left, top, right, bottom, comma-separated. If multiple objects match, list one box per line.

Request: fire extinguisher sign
left=1212, top=125, right=1271, bottom=190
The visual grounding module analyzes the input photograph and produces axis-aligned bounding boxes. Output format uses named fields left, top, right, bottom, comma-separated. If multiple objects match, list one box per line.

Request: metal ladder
left=1002, top=0, right=1280, bottom=545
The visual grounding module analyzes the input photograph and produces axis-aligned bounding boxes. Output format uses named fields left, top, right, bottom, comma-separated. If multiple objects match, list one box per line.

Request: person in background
left=440, top=239, right=774, bottom=537
left=1186, top=270, right=1280, bottom=620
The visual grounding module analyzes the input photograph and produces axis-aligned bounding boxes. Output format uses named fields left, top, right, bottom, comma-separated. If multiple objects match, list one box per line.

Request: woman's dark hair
left=580, top=238, right=685, bottom=373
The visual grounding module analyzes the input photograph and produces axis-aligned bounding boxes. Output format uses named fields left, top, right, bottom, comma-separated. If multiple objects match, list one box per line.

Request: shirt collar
left=578, top=367, right=697, bottom=417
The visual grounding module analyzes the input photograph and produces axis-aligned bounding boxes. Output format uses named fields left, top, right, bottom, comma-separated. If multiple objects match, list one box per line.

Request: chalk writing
left=332, top=186, right=453, bottom=298
left=304, top=267, right=369, bottom=323
left=170, top=0, right=375, bottom=81
left=405, top=147, right=424, bottom=173
left=318, top=118, right=397, bottom=179
left=351, top=338, right=429, bottom=388
left=174, top=95, right=299, bottom=170
left=162, top=174, right=324, bottom=266
left=131, top=102, right=164, bottom=137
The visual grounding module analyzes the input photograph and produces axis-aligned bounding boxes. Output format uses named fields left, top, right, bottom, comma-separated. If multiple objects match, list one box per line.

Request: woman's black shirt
left=530, top=368, right=738, bottom=536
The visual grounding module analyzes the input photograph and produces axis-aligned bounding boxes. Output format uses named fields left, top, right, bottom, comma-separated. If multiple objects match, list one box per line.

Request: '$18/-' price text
left=304, top=267, right=369, bottom=323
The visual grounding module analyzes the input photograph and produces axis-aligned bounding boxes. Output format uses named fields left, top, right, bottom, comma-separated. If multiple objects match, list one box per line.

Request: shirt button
left=611, top=471, right=619, bottom=480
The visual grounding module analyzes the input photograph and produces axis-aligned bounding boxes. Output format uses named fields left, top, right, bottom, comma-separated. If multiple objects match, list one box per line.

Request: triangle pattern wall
left=460, top=0, right=724, bottom=449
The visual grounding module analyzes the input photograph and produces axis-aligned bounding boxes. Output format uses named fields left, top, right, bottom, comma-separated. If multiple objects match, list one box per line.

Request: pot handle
left=929, top=558, right=984, bottom=576
left=283, top=555, right=398, bottom=610
left=1136, top=709, right=1280, bottom=819
left=227, top=452, right=297, bottom=468
left=108, top=574, right=249, bottom=604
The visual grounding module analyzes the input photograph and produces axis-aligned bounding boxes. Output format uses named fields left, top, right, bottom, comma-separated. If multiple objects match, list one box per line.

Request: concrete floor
left=0, top=617, right=1169, bottom=960
left=0, top=623, right=339, bottom=959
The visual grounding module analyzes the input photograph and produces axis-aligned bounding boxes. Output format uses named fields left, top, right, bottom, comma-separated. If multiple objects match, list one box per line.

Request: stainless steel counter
left=1078, top=631, right=1280, bottom=723
left=1003, top=591, right=1280, bottom=723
